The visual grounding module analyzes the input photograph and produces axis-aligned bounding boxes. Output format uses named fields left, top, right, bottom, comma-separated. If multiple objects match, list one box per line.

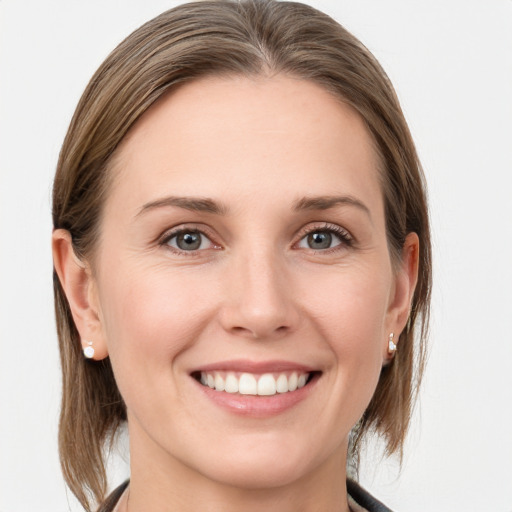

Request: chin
left=202, top=455, right=313, bottom=490
left=180, top=431, right=339, bottom=491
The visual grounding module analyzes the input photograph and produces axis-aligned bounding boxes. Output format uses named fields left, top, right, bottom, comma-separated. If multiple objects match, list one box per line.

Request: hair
left=52, top=1, right=431, bottom=510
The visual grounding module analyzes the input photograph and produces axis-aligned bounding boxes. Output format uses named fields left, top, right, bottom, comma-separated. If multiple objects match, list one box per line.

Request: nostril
left=228, top=324, right=290, bottom=339
left=219, top=295, right=299, bottom=340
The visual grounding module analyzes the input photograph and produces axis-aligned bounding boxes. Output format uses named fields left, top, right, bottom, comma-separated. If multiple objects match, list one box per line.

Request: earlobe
left=52, top=229, right=109, bottom=360
left=384, top=232, right=420, bottom=359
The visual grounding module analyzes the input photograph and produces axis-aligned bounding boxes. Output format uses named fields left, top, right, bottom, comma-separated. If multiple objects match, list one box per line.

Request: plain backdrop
left=1, top=1, right=511, bottom=511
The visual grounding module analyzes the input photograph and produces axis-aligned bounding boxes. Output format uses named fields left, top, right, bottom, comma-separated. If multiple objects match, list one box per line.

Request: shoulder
left=347, top=479, right=394, bottom=512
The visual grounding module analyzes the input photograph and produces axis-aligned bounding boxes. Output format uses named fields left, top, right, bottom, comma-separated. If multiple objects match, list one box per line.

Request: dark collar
left=347, top=479, right=393, bottom=512
left=98, top=479, right=392, bottom=512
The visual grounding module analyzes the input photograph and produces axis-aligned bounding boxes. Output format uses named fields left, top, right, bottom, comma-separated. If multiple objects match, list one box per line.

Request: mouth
left=190, top=360, right=321, bottom=416
left=191, top=370, right=320, bottom=396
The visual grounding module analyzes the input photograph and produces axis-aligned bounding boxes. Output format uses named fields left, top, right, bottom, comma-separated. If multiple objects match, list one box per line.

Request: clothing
left=98, top=479, right=392, bottom=512
left=347, top=479, right=393, bottom=512
left=97, top=481, right=128, bottom=512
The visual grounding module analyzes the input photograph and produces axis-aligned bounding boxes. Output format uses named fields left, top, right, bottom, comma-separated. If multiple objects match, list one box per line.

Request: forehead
left=108, top=74, right=382, bottom=215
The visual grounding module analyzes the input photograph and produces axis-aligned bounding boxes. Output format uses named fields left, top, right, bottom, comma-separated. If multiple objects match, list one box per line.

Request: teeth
left=276, top=374, right=288, bottom=393
left=288, top=372, right=298, bottom=391
left=214, top=373, right=225, bottom=391
left=225, top=373, right=239, bottom=393
left=239, top=373, right=257, bottom=394
left=257, top=373, right=276, bottom=395
left=199, top=371, right=310, bottom=396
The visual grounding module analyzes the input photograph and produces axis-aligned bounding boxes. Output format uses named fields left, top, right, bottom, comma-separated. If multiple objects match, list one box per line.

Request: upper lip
left=191, top=359, right=317, bottom=374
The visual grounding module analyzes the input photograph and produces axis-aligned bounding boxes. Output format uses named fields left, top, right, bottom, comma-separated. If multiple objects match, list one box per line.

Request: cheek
left=302, top=264, right=390, bottom=344
left=300, top=264, right=391, bottom=394
left=95, top=264, right=225, bottom=437
left=97, top=264, right=218, bottom=376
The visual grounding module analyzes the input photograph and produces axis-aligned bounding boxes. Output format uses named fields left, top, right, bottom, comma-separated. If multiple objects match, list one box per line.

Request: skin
left=53, top=75, right=418, bottom=512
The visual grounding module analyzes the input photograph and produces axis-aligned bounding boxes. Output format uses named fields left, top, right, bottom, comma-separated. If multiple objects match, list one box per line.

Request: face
left=87, top=75, right=410, bottom=489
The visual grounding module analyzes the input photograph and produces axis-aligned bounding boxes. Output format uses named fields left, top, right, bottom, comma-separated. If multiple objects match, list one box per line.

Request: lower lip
left=193, top=374, right=319, bottom=417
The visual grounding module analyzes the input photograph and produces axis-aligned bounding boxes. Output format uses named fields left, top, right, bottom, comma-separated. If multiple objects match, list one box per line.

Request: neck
left=124, top=424, right=351, bottom=512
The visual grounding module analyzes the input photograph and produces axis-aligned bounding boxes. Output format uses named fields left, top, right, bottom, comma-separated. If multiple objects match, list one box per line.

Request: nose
left=218, top=249, right=300, bottom=340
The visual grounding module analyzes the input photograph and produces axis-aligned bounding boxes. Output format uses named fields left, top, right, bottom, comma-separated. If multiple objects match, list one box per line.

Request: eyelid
left=158, top=223, right=222, bottom=252
left=293, top=222, right=354, bottom=250
left=156, top=221, right=353, bottom=254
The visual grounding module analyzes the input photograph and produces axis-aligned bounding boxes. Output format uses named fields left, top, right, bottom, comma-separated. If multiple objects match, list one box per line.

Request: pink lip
left=192, top=359, right=316, bottom=374
left=191, top=360, right=321, bottom=418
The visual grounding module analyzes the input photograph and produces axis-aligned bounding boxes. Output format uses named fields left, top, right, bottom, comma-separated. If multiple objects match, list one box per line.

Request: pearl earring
left=388, top=333, right=397, bottom=356
left=83, top=340, right=95, bottom=359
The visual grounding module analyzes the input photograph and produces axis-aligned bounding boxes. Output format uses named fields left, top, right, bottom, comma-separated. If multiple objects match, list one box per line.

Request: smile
left=191, top=362, right=320, bottom=416
left=198, top=371, right=311, bottom=396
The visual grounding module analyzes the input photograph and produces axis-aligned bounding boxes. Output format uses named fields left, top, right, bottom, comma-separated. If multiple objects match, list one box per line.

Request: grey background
left=1, top=1, right=511, bottom=510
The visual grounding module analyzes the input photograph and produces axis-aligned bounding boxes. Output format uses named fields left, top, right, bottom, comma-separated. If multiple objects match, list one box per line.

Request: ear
left=384, top=232, right=419, bottom=361
left=52, top=229, right=109, bottom=360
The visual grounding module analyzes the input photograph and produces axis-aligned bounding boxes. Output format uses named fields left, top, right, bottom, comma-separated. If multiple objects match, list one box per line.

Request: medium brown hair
left=52, top=1, right=431, bottom=509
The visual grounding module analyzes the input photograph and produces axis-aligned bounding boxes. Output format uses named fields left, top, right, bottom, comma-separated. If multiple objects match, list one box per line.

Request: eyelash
left=158, top=222, right=353, bottom=255
left=159, top=225, right=220, bottom=255
left=295, top=223, right=354, bottom=252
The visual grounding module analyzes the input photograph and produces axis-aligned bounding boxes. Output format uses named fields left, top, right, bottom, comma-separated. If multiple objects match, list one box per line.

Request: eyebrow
left=136, top=194, right=370, bottom=219
left=136, top=196, right=228, bottom=217
left=293, top=195, right=371, bottom=218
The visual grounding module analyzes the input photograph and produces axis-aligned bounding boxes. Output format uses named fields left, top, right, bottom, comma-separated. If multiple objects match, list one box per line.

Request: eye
left=305, top=231, right=335, bottom=250
left=296, top=225, right=352, bottom=251
left=164, top=229, right=215, bottom=252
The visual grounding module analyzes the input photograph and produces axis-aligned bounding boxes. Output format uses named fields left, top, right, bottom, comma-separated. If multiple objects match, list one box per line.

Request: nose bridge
left=221, top=243, right=298, bottom=339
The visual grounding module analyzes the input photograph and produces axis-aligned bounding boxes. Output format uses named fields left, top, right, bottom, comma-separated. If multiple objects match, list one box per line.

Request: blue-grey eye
left=168, top=231, right=209, bottom=251
left=298, top=230, right=342, bottom=250
left=308, top=232, right=332, bottom=249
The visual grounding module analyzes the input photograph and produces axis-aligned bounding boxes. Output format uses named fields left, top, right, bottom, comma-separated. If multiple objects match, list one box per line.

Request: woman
left=51, top=1, right=431, bottom=511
